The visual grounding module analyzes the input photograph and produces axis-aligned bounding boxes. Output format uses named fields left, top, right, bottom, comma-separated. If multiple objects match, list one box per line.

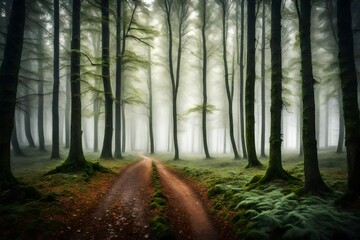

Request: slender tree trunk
left=122, top=103, right=126, bottom=152
left=299, top=101, right=303, bottom=156
left=62, top=0, right=86, bottom=169
left=200, top=0, right=211, bottom=159
left=260, top=0, right=266, bottom=158
left=239, top=0, right=247, bottom=159
left=245, top=0, right=261, bottom=167
left=219, top=1, right=240, bottom=160
left=24, top=87, right=35, bottom=147
left=38, top=31, right=46, bottom=152
left=0, top=0, right=25, bottom=190
left=93, top=93, right=100, bottom=152
left=11, top=119, right=24, bottom=156
left=336, top=89, right=344, bottom=153
left=337, top=0, right=360, bottom=199
left=114, top=0, right=123, bottom=159
left=296, top=0, right=331, bottom=194
left=324, top=100, right=329, bottom=148
left=262, top=0, right=291, bottom=181
left=148, top=47, right=155, bottom=154
left=51, top=0, right=60, bottom=159
left=100, top=0, right=113, bottom=159
left=65, top=66, right=70, bottom=149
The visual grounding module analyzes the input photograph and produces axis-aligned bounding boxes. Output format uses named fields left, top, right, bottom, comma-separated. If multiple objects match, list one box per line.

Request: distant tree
left=337, top=0, right=360, bottom=200
left=51, top=0, right=60, bottom=159
left=295, top=0, right=331, bottom=194
left=11, top=120, right=25, bottom=157
left=147, top=46, right=155, bottom=154
left=100, top=0, right=113, bottom=159
left=245, top=0, right=262, bottom=167
left=24, top=87, right=36, bottom=148
left=158, top=0, right=190, bottom=160
left=0, top=0, right=26, bottom=190
left=261, top=0, right=293, bottom=182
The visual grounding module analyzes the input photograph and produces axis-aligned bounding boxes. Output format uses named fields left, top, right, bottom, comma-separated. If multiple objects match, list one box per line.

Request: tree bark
left=114, top=0, right=123, bottom=159
left=24, top=87, right=36, bottom=147
left=262, top=0, right=292, bottom=182
left=148, top=46, right=155, bottom=154
left=200, top=0, right=211, bottom=159
left=239, top=0, right=247, bottom=159
left=336, top=89, right=344, bottom=153
left=100, top=0, right=113, bottom=159
left=0, top=0, right=25, bottom=190
left=337, top=0, right=360, bottom=199
left=245, top=0, right=262, bottom=167
left=296, top=0, right=331, bottom=194
left=260, top=0, right=266, bottom=158
left=219, top=0, right=240, bottom=160
left=38, top=29, right=46, bottom=152
left=62, top=0, right=86, bottom=169
left=51, top=0, right=60, bottom=159
left=65, top=62, right=70, bottom=149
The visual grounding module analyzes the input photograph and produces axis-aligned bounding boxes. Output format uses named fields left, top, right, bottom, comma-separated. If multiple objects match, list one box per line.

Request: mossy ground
left=154, top=150, right=360, bottom=239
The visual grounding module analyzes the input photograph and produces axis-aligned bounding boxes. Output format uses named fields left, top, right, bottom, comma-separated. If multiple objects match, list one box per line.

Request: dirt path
left=59, top=157, right=233, bottom=240
left=61, top=159, right=153, bottom=240
left=154, top=160, right=223, bottom=240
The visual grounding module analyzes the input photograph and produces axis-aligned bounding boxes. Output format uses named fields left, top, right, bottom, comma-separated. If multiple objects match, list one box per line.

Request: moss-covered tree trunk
left=100, top=0, right=113, bottom=160
left=0, top=0, right=25, bottom=190
left=262, top=0, right=291, bottom=181
left=62, top=0, right=87, bottom=169
left=296, top=0, right=331, bottom=195
left=337, top=0, right=360, bottom=199
left=51, top=0, right=60, bottom=159
left=245, top=0, right=261, bottom=167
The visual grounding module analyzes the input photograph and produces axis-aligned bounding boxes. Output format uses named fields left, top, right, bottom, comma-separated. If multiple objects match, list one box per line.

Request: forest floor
left=1, top=147, right=360, bottom=239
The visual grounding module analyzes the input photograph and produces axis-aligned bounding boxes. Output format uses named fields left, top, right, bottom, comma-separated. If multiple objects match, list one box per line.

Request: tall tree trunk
left=24, top=87, right=36, bottom=147
left=262, top=0, right=291, bottom=181
left=200, top=0, right=211, bottom=159
left=260, top=0, right=266, bottom=158
left=51, top=0, right=60, bottom=159
left=38, top=31, right=46, bottom=152
left=336, top=89, right=344, bottom=153
left=0, top=0, right=25, bottom=190
left=11, top=119, right=24, bottom=156
left=245, top=0, right=261, bottom=167
left=65, top=65, right=70, bottom=149
left=298, top=100, right=303, bottom=156
left=62, top=0, right=86, bottom=169
left=296, top=0, right=331, bottom=194
left=337, top=0, right=360, bottom=199
left=93, top=93, right=100, bottom=152
left=100, top=0, right=113, bottom=159
left=324, top=100, right=329, bottom=148
left=122, top=103, right=126, bottom=152
left=239, top=0, right=247, bottom=159
left=114, top=0, right=123, bottom=159
left=148, top=46, right=155, bottom=154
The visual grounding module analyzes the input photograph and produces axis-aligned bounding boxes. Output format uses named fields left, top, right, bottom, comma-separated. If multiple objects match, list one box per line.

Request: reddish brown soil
left=154, top=159, right=235, bottom=240
left=58, top=159, right=153, bottom=240
left=57, top=157, right=234, bottom=239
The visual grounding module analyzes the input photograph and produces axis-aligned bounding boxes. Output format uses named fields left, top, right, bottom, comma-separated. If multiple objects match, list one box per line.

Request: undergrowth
left=150, top=161, right=176, bottom=240
left=163, top=153, right=360, bottom=240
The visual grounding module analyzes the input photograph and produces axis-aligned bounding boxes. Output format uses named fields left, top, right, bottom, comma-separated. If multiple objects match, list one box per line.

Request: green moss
left=150, top=215, right=176, bottom=240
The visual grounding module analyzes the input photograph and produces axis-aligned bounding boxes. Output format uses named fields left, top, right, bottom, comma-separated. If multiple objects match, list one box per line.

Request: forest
left=0, top=0, right=360, bottom=239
